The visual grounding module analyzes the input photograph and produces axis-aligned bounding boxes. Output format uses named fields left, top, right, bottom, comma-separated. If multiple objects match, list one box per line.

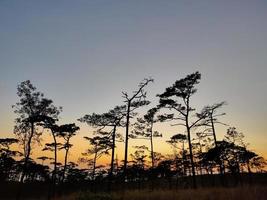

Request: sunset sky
left=0, top=0, right=266, bottom=166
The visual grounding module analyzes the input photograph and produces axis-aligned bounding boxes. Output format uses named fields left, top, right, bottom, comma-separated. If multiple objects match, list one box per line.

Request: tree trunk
left=182, top=141, right=186, bottom=176
left=17, top=122, right=34, bottom=200
left=198, top=139, right=203, bottom=176
left=211, top=114, right=223, bottom=174
left=210, top=114, right=217, bottom=145
left=150, top=122, right=154, bottom=168
left=185, top=100, right=196, bottom=188
left=247, top=161, right=251, bottom=173
left=186, top=125, right=196, bottom=188
left=210, top=113, right=225, bottom=186
left=110, top=125, right=117, bottom=177
left=52, top=133, right=57, bottom=184
left=123, top=101, right=131, bottom=180
left=62, top=146, right=69, bottom=183
left=92, top=146, right=98, bottom=180
left=20, top=122, right=34, bottom=183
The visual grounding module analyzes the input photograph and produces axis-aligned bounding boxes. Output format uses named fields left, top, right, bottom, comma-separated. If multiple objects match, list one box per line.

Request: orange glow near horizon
left=7, top=118, right=267, bottom=170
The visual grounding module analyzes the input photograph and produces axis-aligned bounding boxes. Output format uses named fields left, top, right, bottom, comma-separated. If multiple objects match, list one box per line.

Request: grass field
left=2, top=174, right=267, bottom=199
left=55, top=185, right=267, bottom=200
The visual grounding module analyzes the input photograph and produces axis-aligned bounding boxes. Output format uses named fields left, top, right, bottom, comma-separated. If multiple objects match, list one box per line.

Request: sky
left=0, top=0, right=267, bottom=166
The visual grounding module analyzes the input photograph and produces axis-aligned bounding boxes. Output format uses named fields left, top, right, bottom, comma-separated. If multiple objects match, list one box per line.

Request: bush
left=77, top=192, right=114, bottom=200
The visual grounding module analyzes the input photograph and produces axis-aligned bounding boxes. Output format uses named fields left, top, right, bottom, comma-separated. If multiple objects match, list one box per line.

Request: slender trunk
left=20, top=122, right=34, bottom=183
left=92, top=145, right=98, bottom=180
left=123, top=101, right=131, bottom=180
left=238, top=160, right=241, bottom=174
left=150, top=121, right=155, bottom=191
left=62, top=138, right=70, bottom=183
left=110, top=125, right=116, bottom=177
left=247, top=161, right=251, bottom=173
left=185, top=99, right=196, bottom=188
left=210, top=114, right=217, bottom=145
left=150, top=122, right=154, bottom=168
left=186, top=124, right=196, bottom=188
left=211, top=113, right=224, bottom=186
left=198, top=139, right=203, bottom=176
left=17, top=122, right=34, bottom=200
left=182, top=141, right=186, bottom=176
left=52, top=133, right=57, bottom=184
left=48, top=132, right=58, bottom=198
left=247, top=160, right=252, bottom=185
left=211, top=114, right=223, bottom=172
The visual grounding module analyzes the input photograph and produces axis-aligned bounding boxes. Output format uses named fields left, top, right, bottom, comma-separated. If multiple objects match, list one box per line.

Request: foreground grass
left=56, top=185, right=267, bottom=200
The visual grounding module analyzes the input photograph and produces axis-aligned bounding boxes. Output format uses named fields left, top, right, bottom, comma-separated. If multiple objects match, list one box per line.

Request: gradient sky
left=0, top=0, right=267, bottom=165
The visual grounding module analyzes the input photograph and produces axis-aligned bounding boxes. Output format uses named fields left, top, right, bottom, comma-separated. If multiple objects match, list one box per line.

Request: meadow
left=2, top=174, right=267, bottom=200
left=57, top=185, right=267, bottom=200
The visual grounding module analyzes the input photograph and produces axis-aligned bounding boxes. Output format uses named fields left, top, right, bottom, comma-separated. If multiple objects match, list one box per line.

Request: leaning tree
left=42, top=141, right=63, bottom=183
left=43, top=123, right=63, bottom=185
left=0, top=138, right=21, bottom=181
left=130, top=107, right=162, bottom=168
left=59, top=123, right=80, bottom=183
left=166, top=133, right=187, bottom=176
left=197, top=101, right=227, bottom=177
left=157, top=72, right=208, bottom=188
left=122, top=78, right=153, bottom=179
left=82, top=135, right=111, bottom=180
left=78, top=105, right=125, bottom=177
left=198, top=101, right=227, bottom=147
left=13, top=80, right=61, bottom=183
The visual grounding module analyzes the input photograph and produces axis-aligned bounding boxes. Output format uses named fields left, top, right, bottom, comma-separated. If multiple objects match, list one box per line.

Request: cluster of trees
left=0, top=72, right=266, bottom=191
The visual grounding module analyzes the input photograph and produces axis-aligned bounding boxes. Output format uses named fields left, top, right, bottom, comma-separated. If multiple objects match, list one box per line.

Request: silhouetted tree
left=128, top=145, right=148, bottom=186
left=122, top=78, right=153, bottom=179
left=167, top=134, right=187, bottom=176
left=250, top=156, right=266, bottom=172
left=238, top=148, right=257, bottom=173
left=64, top=162, right=88, bottom=183
left=0, top=138, right=21, bottom=181
left=224, top=127, right=245, bottom=173
left=42, top=123, right=64, bottom=186
left=199, top=102, right=227, bottom=146
left=196, top=102, right=227, bottom=177
left=131, top=107, right=162, bottom=168
left=202, top=137, right=255, bottom=176
left=82, top=135, right=111, bottom=180
left=42, top=142, right=63, bottom=182
left=225, top=127, right=244, bottom=145
left=202, top=140, right=230, bottom=174
left=192, top=132, right=212, bottom=175
left=37, top=156, right=51, bottom=165
left=23, top=159, right=50, bottom=182
left=12, top=80, right=61, bottom=183
left=59, top=123, right=79, bottom=183
left=79, top=105, right=125, bottom=177
left=130, top=145, right=148, bottom=170
left=155, top=158, right=174, bottom=185
left=157, top=72, right=207, bottom=188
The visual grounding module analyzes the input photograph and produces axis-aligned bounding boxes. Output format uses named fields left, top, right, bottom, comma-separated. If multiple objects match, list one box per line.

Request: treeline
left=0, top=72, right=266, bottom=193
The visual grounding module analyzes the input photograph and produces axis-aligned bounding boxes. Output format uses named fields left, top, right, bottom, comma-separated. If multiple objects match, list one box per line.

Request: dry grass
left=55, top=185, right=267, bottom=200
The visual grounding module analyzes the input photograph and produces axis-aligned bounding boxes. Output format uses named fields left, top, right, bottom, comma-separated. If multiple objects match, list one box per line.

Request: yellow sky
left=6, top=115, right=266, bottom=170
left=0, top=0, right=267, bottom=172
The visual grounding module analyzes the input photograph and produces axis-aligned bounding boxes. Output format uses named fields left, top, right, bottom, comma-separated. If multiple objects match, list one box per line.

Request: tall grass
left=56, top=185, right=267, bottom=200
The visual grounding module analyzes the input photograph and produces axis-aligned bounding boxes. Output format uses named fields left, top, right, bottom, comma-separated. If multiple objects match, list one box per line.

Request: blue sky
left=0, top=0, right=267, bottom=159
